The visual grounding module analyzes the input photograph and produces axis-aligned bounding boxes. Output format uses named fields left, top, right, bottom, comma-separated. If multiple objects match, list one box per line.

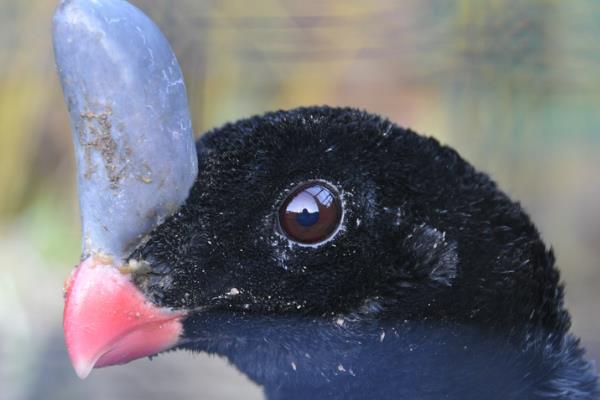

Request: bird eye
left=278, top=181, right=342, bottom=245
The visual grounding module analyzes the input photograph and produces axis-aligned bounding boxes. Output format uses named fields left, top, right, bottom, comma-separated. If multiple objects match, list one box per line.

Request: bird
left=53, top=0, right=598, bottom=399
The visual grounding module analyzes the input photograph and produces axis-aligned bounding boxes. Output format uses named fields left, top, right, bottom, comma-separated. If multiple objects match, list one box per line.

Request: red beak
left=63, top=256, right=185, bottom=379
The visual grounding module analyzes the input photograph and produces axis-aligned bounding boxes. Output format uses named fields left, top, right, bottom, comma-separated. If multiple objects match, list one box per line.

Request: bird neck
left=180, top=313, right=599, bottom=400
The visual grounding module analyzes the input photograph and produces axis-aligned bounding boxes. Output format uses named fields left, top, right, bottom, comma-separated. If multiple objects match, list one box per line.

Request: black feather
left=131, top=106, right=598, bottom=399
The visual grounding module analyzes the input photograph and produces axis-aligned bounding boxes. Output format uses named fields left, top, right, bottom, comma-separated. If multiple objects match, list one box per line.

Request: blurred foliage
left=1, top=0, right=599, bottom=225
left=0, top=1, right=599, bottom=398
left=0, top=0, right=599, bottom=310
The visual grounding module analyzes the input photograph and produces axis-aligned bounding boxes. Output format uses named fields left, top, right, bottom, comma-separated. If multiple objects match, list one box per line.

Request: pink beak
left=63, top=256, right=185, bottom=379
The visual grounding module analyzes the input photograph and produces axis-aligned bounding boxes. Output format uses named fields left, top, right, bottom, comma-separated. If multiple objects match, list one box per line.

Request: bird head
left=54, top=0, right=567, bottom=381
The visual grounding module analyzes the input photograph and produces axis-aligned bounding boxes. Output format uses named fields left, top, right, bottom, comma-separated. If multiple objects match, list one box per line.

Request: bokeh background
left=1, top=0, right=599, bottom=399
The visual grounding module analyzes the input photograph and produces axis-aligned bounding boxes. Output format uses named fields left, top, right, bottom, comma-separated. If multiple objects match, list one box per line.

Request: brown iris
left=278, top=181, right=342, bottom=244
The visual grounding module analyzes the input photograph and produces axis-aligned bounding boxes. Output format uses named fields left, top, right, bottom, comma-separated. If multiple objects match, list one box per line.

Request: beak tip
left=73, top=360, right=94, bottom=380
left=65, top=324, right=98, bottom=379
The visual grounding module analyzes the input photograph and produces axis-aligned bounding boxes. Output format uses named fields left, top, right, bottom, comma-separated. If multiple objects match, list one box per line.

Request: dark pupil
left=279, top=182, right=341, bottom=244
left=297, top=208, right=319, bottom=227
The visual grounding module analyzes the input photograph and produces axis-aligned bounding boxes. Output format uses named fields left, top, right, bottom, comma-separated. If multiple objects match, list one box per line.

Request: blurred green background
left=1, top=0, right=599, bottom=399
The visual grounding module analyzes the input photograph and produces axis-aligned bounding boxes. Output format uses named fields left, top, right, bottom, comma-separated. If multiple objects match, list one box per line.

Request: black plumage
left=52, top=1, right=597, bottom=397
left=128, top=106, right=597, bottom=399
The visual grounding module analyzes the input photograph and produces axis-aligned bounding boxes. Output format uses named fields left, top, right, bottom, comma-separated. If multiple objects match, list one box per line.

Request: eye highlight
left=278, top=181, right=342, bottom=244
